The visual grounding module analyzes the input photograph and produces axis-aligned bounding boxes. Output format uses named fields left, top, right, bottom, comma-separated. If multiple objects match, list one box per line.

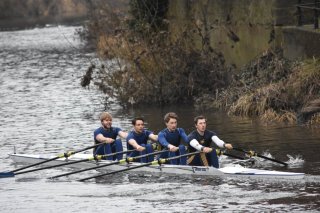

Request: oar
left=50, top=149, right=168, bottom=179
left=12, top=149, right=135, bottom=176
left=79, top=151, right=201, bottom=182
left=0, top=143, right=103, bottom=178
left=233, top=147, right=288, bottom=166
left=216, top=149, right=245, bottom=160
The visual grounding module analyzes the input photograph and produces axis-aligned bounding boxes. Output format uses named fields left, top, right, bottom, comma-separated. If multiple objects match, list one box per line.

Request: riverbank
left=195, top=49, right=320, bottom=126
left=80, top=1, right=320, bottom=125
left=0, top=25, right=320, bottom=212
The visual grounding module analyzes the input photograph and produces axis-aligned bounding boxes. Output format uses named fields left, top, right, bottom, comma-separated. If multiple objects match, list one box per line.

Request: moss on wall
left=166, top=0, right=307, bottom=68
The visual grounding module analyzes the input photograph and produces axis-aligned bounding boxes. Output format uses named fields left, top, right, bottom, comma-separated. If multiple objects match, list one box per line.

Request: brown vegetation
left=82, top=0, right=232, bottom=106
left=216, top=51, right=320, bottom=125
left=81, top=0, right=319, bottom=125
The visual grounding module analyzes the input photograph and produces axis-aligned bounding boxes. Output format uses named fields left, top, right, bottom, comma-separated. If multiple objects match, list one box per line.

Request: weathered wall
left=0, top=0, right=88, bottom=29
left=167, top=0, right=317, bottom=68
left=282, top=26, right=320, bottom=60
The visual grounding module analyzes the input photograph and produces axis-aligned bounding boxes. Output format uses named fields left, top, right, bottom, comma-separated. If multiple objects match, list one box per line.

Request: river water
left=0, top=26, right=319, bottom=212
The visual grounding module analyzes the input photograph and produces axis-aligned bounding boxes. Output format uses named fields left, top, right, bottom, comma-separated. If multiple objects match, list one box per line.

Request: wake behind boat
left=7, top=152, right=305, bottom=180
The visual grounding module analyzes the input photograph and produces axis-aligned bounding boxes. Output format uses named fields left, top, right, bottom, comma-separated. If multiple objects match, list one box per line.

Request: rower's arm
left=158, top=132, right=179, bottom=152
left=190, top=139, right=204, bottom=151
left=190, top=139, right=212, bottom=153
left=158, top=133, right=169, bottom=148
left=149, top=133, right=158, bottom=142
left=96, top=134, right=114, bottom=143
left=211, top=136, right=233, bottom=149
left=128, top=139, right=145, bottom=151
left=118, top=130, right=128, bottom=139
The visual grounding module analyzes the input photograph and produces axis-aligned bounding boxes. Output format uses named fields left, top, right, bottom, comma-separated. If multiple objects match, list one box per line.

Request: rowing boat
left=8, top=153, right=305, bottom=179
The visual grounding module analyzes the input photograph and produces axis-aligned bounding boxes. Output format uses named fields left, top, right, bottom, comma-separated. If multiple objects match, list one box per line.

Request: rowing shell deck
left=9, top=153, right=305, bottom=179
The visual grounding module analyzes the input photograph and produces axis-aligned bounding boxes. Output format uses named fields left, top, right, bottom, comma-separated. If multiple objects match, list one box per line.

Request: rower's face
left=196, top=119, right=206, bottom=132
left=101, top=118, right=112, bottom=129
left=166, top=118, right=177, bottom=131
left=134, top=120, right=145, bottom=133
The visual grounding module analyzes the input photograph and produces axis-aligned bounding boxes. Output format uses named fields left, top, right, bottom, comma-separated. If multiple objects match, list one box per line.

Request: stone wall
left=167, top=0, right=318, bottom=68
left=282, top=26, right=320, bottom=60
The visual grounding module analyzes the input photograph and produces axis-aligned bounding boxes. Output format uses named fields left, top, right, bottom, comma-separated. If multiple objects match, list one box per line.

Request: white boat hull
left=8, top=153, right=305, bottom=179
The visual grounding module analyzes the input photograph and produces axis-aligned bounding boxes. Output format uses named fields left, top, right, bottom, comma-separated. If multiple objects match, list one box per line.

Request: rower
left=93, top=112, right=128, bottom=160
left=126, top=117, right=158, bottom=163
left=158, top=112, right=189, bottom=165
left=187, top=115, right=233, bottom=168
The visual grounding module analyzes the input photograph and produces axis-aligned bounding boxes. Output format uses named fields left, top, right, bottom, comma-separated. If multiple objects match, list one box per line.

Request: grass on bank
left=226, top=57, right=320, bottom=125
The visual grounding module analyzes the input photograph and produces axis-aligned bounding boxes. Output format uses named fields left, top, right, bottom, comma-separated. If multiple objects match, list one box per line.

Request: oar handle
left=79, top=151, right=201, bottom=182
left=78, top=161, right=155, bottom=182
left=51, top=150, right=165, bottom=179
left=96, top=149, right=136, bottom=160
left=159, top=151, right=201, bottom=164
left=127, top=149, right=168, bottom=162
left=76, top=150, right=166, bottom=175
left=58, top=150, right=167, bottom=178
left=50, top=160, right=123, bottom=179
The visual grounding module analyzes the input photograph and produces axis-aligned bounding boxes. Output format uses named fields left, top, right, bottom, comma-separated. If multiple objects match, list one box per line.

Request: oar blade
left=0, top=171, right=15, bottom=178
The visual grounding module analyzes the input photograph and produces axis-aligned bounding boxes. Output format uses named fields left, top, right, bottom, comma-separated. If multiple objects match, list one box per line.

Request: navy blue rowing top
left=126, top=129, right=153, bottom=150
left=158, top=128, right=188, bottom=148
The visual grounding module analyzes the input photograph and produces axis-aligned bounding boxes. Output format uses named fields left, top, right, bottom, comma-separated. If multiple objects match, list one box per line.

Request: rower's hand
left=224, top=143, right=233, bottom=149
left=136, top=145, right=145, bottom=152
left=104, top=138, right=115, bottom=143
left=202, top=147, right=213, bottom=153
left=168, top=144, right=179, bottom=152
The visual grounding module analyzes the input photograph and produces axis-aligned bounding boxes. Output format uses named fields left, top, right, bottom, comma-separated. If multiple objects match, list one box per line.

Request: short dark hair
left=194, top=115, right=206, bottom=124
left=132, top=117, right=144, bottom=125
left=164, top=112, right=178, bottom=123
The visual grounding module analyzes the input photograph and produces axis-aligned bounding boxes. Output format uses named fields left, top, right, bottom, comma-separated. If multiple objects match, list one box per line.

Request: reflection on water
left=0, top=26, right=320, bottom=212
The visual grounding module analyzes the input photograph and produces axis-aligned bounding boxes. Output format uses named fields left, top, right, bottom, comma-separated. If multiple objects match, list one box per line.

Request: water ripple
left=0, top=25, right=320, bottom=212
